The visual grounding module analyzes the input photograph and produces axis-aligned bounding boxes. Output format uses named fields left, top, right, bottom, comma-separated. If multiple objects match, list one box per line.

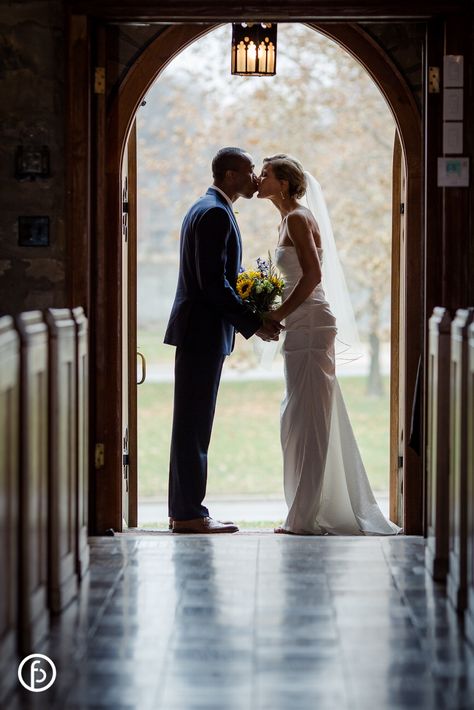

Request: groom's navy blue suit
left=164, top=187, right=261, bottom=520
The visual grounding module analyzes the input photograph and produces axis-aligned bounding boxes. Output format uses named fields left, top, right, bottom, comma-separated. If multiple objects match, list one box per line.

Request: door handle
left=137, top=351, right=147, bottom=385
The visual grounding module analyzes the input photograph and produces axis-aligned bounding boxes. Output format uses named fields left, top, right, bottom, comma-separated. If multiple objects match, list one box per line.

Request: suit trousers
left=168, top=346, right=225, bottom=520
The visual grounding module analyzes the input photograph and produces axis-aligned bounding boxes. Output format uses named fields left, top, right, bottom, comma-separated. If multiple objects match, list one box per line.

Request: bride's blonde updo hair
left=263, top=153, right=307, bottom=199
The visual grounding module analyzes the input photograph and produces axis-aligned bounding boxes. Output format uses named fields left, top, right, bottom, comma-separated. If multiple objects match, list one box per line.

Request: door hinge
left=123, top=453, right=130, bottom=467
left=398, top=455, right=404, bottom=469
left=94, top=67, right=106, bottom=94
left=95, top=443, right=105, bottom=468
left=400, top=202, right=405, bottom=214
left=428, top=67, right=440, bottom=94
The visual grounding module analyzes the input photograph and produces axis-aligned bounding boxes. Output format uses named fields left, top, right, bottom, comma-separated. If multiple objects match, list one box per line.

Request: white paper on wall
left=437, top=157, right=469, bottom=187
left=443, top=122, right=463, bottom=154
left=443, top=88, right=463, bottom=120
left=443, top=55, right=464, bottom=87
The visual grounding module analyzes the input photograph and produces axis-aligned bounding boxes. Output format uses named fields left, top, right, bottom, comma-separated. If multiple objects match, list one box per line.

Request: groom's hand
left=256, top=316, right=283, bottom=341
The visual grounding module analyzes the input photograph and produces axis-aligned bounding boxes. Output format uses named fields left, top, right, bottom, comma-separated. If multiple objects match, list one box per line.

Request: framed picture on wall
left=18, top=216, right=50, bottom=246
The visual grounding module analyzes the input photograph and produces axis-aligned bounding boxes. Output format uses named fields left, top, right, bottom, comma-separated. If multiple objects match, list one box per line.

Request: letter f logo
left=30, top=659, right=47, bottom=689
left=18, top=653, right=57, bottom=692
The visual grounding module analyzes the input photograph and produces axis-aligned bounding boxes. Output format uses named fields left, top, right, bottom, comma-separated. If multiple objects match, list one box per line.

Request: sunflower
left=270, top=275, right=284, bottom=288
left=236, top=254, right=284, bottom=311
left=236, top=278, right=253, bottom=300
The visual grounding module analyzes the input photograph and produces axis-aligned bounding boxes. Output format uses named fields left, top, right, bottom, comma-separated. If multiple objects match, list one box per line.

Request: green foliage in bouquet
left=236, top=254, right=284, bottom=316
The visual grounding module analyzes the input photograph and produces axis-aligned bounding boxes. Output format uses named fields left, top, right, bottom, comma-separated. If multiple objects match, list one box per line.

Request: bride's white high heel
left=274, top=526, right=321, bottom=536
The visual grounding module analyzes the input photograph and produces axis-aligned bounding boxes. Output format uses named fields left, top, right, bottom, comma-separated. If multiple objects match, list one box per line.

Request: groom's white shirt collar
left=209, top=185, right=234, bottom=211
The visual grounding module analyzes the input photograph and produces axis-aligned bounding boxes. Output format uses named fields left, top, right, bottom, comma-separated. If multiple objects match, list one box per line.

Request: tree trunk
left=367, top=331, right=384, bottom=397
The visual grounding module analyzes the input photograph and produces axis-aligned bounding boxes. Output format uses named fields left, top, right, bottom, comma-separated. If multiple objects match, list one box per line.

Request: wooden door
left=390, top=131, right=405, bottom=527
left=122, top=119, right=138, bottom=527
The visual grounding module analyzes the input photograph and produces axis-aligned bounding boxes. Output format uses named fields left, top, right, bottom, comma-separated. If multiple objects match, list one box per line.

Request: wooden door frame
left=125, top=120, right=138, bottom=528
left=67, top=4, right=457, bottom=535
left=106, top=21, right=422, bottom=533
left=391, top=133, right=403, bottom=525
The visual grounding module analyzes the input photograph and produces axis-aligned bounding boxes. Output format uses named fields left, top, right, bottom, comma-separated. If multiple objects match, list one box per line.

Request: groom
left=164, top=147, right=282, bottom=534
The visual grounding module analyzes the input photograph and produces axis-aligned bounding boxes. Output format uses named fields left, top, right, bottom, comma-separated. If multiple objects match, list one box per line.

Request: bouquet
left=236, top=253, right=284, bottom=316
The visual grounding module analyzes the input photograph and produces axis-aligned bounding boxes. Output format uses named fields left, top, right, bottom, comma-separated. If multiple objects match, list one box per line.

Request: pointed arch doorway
left=86, top=20, right=422, bottom=534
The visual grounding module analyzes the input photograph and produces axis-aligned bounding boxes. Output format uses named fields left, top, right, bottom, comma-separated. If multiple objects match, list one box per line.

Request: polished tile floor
left=8, top=534, right=474, bottom=710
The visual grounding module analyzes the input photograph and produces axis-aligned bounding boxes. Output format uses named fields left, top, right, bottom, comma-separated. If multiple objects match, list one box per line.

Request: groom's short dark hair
left=212, top=147, right=249, bottom=180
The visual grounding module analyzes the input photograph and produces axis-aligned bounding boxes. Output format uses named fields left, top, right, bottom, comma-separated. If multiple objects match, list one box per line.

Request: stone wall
left=0, top=1, right=66, bottom=315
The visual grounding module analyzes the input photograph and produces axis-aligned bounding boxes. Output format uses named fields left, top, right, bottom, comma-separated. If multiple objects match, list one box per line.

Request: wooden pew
left=16, top=311, right=49, bottom=653
left=425, top=308, right=451, bottom=581
left=0, top=317, right=20, bottom=700
left=466, top=322, right=474, bottom=641
left=45, top=309, right=79, bottom=613
left=447, top=308, right=474, bottom=612
left=72, top=307, right=90, bottom=579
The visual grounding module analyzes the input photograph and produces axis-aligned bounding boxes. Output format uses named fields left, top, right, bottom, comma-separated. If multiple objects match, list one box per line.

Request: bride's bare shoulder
left=287, top=207, right=320, bottom=236
left=287, top=205, right=316, bottom=224
left=285, top=207, right=321, bottom=250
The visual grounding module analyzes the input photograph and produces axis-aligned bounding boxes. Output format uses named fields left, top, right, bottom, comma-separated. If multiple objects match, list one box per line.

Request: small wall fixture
left=15, top=144, right=50, bottom=181
left=18, top=216, right=50, bottom=246
left=231, top=23, right=277, bottom=76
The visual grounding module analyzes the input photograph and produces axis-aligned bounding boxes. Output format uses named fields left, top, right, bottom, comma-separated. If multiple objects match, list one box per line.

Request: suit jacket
left=164, top=188, right=261, bottom=355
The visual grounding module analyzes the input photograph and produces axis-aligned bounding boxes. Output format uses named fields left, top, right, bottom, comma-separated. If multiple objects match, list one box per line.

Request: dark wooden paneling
left=425, top=308, right=451, bottom=581
left=45, top=309, right=79, bottom=613
left=443, top=15, right=471, bottom=311
left=16, top=312, right=49, bottom=653
left=447, top=308, right=474, bottom=612
left=72, top=307, right=90, bottom=578
left=0, top=317, right=19, bottom=701
left=66, top=0, right=465, bottom=21
left=94, top=24, right=123, bottom=533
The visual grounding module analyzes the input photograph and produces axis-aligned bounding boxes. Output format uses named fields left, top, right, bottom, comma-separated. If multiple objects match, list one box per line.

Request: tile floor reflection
left=7, top=534, right=474, bottom=709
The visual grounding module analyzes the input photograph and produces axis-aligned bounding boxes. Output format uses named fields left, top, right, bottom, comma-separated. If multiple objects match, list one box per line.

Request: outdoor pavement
left=144, top=343, right=391, bottom=382
left=137, top=494, right=390, bottom=527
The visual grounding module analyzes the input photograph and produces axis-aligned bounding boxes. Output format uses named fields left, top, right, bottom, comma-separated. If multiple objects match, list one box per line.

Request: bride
left=256, top=153, right=401, bottom=536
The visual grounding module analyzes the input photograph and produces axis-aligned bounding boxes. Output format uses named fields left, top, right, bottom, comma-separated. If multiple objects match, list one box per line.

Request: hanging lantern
left=231, top=23, right=277, bottom=76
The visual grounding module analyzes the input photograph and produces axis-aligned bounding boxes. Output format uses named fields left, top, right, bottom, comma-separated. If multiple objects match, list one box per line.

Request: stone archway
left=97, top=22, right=422, bottom=534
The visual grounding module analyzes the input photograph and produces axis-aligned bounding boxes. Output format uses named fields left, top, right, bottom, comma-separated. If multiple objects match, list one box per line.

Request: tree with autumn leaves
left=137, top=24, right=395, bottom=395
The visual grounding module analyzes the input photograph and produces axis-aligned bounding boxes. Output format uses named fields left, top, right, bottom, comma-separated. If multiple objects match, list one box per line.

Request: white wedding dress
left=276, top=244, right=401, bottom=536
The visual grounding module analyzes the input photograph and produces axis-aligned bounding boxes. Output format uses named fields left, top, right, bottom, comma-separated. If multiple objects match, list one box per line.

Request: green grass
left=137, top=328, right=175, bottom=366
left=138, top=376, right=390, bottom=499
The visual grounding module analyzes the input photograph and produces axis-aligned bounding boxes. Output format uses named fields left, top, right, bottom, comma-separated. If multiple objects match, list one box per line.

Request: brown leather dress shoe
left=172, top=517, right=239, bottom=534
left=168, top=516, right=233, bottom=530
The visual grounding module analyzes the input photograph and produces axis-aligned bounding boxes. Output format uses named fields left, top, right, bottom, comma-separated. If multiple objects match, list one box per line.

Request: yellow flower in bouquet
left=236, top=254, right=284, bottom=316
left=237, top=278, right=253, bottom=300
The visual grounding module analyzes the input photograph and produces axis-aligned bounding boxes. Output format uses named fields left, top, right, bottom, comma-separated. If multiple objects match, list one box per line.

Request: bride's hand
left=264, top=309, right=283, bottom=324
left=256, top=313, right=283, bottom=341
